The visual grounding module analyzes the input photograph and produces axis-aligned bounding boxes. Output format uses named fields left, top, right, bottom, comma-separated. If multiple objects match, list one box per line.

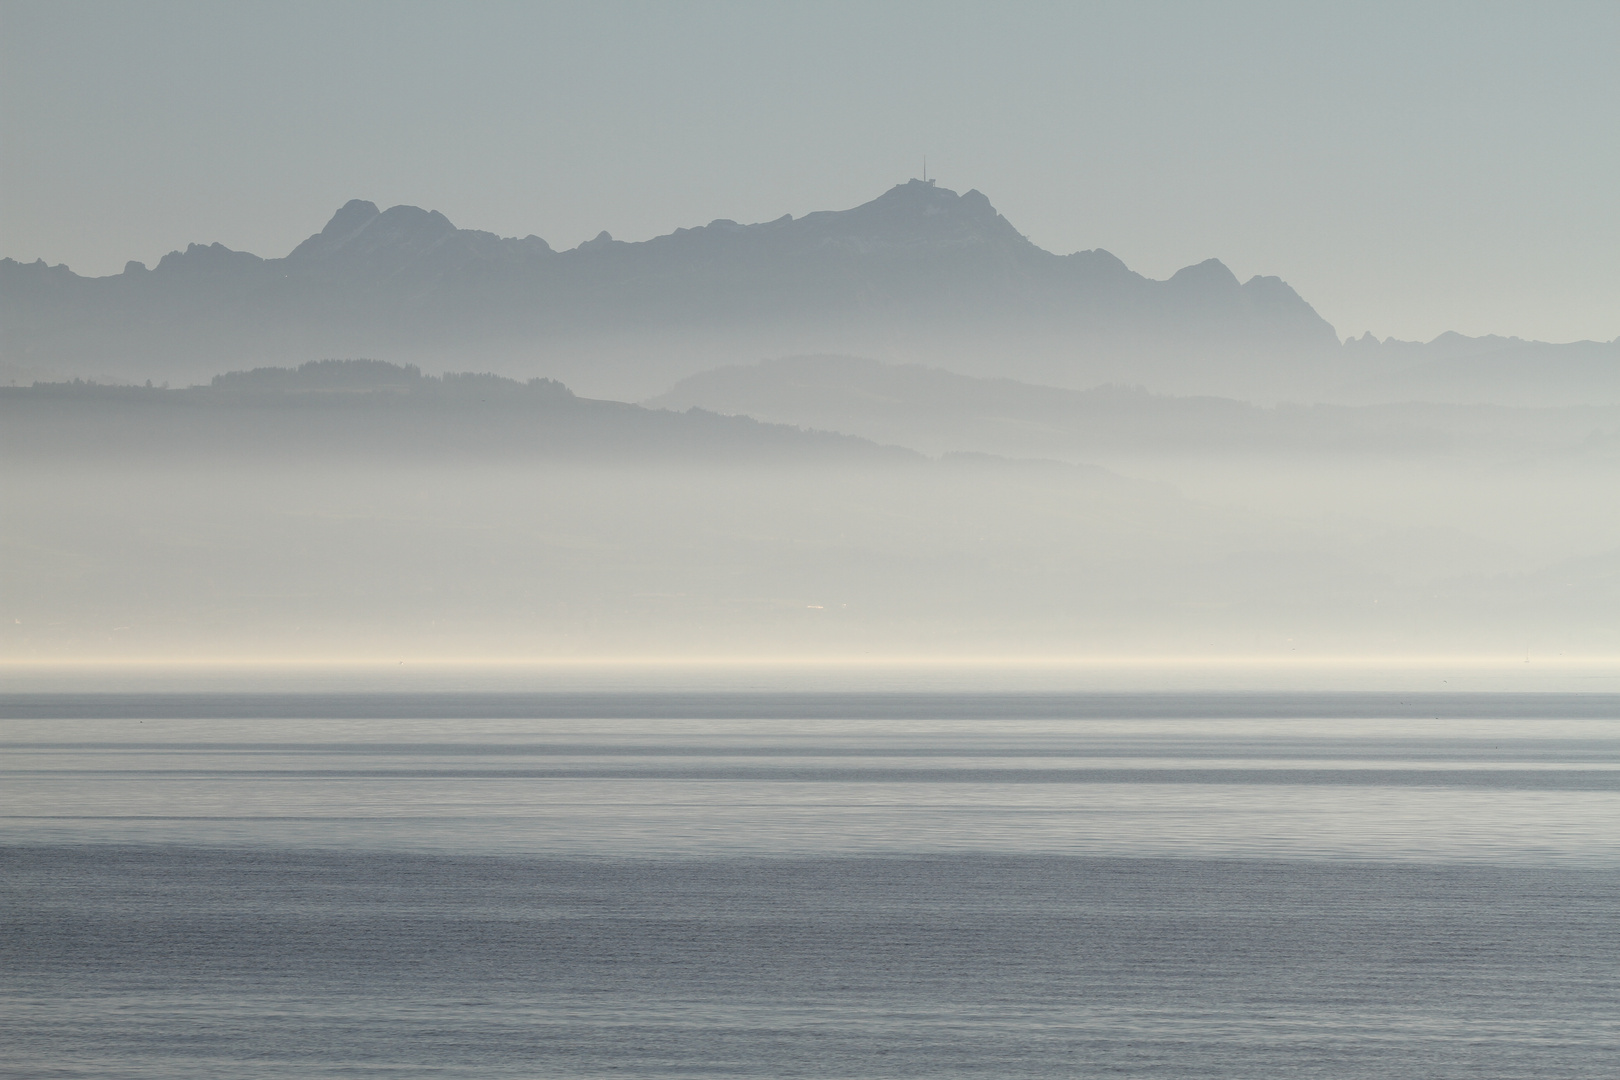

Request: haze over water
left=6, top=4, right=1620, bottom=1077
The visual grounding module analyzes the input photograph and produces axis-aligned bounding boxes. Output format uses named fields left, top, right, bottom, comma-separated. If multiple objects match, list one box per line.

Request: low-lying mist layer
left=5, top=360, right=1618, bottom=664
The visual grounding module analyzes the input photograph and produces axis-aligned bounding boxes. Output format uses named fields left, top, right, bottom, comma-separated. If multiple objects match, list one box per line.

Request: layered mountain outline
left=2, top=181, right=1341, bottom=398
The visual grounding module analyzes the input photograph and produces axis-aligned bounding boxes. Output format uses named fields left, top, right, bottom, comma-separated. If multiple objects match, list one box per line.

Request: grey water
left=3, top=692, right=1619, bottom=1078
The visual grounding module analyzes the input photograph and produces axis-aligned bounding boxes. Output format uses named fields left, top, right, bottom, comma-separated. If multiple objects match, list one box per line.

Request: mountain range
left=3, top=181, right=1343, bottom=399
left=7, top=180, right=1615, bottom=404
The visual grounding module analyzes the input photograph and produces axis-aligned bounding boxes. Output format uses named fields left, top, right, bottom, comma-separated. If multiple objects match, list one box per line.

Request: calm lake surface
left=3, top=692, right=1618, bottom=1078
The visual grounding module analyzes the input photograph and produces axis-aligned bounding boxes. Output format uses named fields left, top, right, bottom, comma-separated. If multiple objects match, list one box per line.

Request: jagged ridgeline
left=0, top=181, right=1341, bottom=399
left=0, top=359, right=916, bottom=463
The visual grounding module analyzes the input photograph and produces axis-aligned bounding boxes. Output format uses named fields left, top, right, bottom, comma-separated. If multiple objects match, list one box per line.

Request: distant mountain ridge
left=0, top=359, right=917, bottom=465
left=648, top=354, right=1620, bottom=461
left=1, top=181, right=1341, bottom=398
left=1337, top=331, right=1620, bottom=406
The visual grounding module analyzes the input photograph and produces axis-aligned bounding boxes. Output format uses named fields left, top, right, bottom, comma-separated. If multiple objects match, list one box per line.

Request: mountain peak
left=321, top=199, right=381, bottom=238
left=867, top=179, right=998, bottom=217
left=796, top=180, right=1027, bottom=249
left=287, top=201, right=461, bottom=263
left=1167, top=258, right=1241, bottom=290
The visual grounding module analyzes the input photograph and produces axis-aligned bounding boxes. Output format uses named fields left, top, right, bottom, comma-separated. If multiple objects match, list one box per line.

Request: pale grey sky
left=2, top=0, right=1616, bottom=343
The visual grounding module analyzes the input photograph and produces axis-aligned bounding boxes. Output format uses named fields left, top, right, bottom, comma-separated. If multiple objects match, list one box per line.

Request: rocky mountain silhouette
left=2, top=180, right=1341, bottom=397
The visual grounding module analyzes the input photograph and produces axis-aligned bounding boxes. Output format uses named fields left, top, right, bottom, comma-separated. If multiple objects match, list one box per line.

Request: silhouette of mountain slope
left=648, top=354, right=1620, bottom=460
left=1, top=180, right=1339, bottom=397
left=0, top=360, right=920, bottom=464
